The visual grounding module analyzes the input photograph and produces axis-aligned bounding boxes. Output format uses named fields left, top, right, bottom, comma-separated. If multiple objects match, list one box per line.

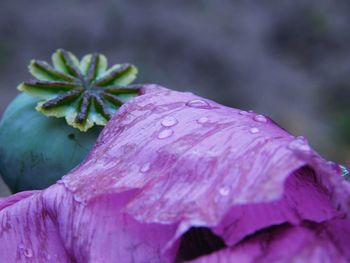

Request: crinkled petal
left=0, top=190, right=39, bottom=210
left=191, top=220, right=350, bottom=263
left=1, top=85, right=350, bottom=262
left=0, top=189, right=72, bottom=262
left=0, top=184, right=177, bottom=262
left=62, top=85, right=349, bottom=248
left=44, top=185, right=176, bottom=262
left=213, top=166, right=343, bottom=246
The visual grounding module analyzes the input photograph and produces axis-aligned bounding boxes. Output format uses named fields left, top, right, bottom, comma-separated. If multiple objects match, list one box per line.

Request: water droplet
left=23, top=248, right=33, bottom=258
left=186, top=99, right=211, bottom=109
left=161, top=116, right=178, bottom=127
left=239, top=110, right=249, bottom=115
left=219, top=185, right=230, bottom=196
left=250, top=127, right=260, bottom=134
left=298, top=144, right=310, bottom=152
left=253, top=114, right=267, bottom=123
left=158, top=129, right=173, bottom=139
left=140, top=163, right=151, bottom=173
left=340, top=165, right=349, bottom=178
left=191, top=149, right=200, bottom=155
left=73, top=195, right=87, bottom=205
left=197, top=116, right=209, bottom=124
left=288, top=138, right=311, bottom=152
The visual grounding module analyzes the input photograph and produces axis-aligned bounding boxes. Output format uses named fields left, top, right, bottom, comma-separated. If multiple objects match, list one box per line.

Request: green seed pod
left=0, top=93, right=102, bottom=192
left=0, top=49, right=140, bottom=192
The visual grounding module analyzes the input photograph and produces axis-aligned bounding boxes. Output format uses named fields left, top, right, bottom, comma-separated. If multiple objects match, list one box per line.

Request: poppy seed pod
left=0, top=93, right=101, bottom=192
left=0, top=49, right=140, bottom=192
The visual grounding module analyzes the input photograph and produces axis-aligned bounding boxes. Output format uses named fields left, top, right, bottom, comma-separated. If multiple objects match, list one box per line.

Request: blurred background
left=0, top=0, right=349, bottom=196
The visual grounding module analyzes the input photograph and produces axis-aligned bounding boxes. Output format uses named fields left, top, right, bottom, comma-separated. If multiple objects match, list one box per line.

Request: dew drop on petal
left=197, top=116, right=209, bottom=124
left=253, top=114, right=267, bottom=123
left=340, top=165, right=349, bottom=178
left=298, top=144, right=311, bottom=152
left=73, top=195, right=86, bottom=205
left=186, top=99, right=211, bottom=109
left=140, top=163, right=151, bottom=173
left=239, top=110, right=249, bottom=115
left=288, top=138, right=311, bottom=152
left=23, top=248, right=33, bottom=258
left=158, top=129, right=173, bottom=139
left=219, top=185, right=230, bottom=196
left=250, top=127, right=260, bottom=134
left=161, top=116, right=178, bottom=127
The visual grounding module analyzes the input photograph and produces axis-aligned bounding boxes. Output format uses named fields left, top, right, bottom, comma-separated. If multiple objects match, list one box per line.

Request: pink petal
left=0, top=188, right=72, bottom=262
left=0, top=184, right=176, bottom=262
left=191, top=219, right=350, bottom=263
left=213, top=166, right=343, bottom=246
left=44, top=185, right=176, bottom=262
left=0, top=190, right=39, bottom=210
left=63, top=85, right=349, bottom=245
left=1, top=85, right=349, bottom=262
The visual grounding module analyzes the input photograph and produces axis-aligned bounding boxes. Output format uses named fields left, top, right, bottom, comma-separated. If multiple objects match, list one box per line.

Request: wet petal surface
left=192, top=220, right=350, bottom=263
left=1, top=85, right=350, bottom=262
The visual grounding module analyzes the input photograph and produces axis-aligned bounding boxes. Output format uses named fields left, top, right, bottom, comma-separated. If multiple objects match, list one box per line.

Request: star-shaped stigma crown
left=18, top=49, right=140, bottom=132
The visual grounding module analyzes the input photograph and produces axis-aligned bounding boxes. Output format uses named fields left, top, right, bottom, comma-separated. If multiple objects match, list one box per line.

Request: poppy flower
left=0, top=85, right=349, bottom=262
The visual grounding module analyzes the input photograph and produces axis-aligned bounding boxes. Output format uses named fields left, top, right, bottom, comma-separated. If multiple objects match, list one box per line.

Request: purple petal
left=0, top=188, right=72, bottom=262
left=0, top=185, right=176, bottom=262
left=0, top=191, right=39, bottom=210
left=43, top=185, right=176, bottom=262
left=1, top=85, right=349, bottom=262
left=191, top=220, right=350, bottom=263
left=63, top=85, right=349, bottom=243
left=213, top=166, right=343, bottom=246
